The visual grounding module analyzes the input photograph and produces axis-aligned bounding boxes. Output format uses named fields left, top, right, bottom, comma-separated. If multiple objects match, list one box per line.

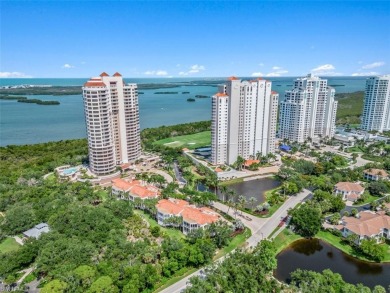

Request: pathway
left=16, top=267, right=34, bottom=285
left=13, top=236, right=24, bottom=245
left=159, top=189, right=311, bottom=293
left=150, top=168, right=173, bottom=183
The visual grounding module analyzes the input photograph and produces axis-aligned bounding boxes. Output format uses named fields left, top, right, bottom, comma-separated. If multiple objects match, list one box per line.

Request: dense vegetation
left=0, top=136, right=237, bottom=291
left=335, top=91, right=364, bottom=124
left=0, top=95, right=28, bottom=100
left=17, top=99, right=60, bottom=105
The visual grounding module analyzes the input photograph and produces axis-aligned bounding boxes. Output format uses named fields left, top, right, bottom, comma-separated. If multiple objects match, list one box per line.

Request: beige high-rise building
left=279, top=74, right=337, bottom=143
left=211, top=77, right=279, bottom=165
left=82, top=72, right=141, bottom=175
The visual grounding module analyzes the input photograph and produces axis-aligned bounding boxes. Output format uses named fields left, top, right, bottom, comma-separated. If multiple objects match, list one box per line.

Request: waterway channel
left=275, top=238, right=390, bottom=289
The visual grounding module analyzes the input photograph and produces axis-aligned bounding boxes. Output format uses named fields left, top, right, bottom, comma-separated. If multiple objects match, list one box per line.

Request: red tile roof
left=364, top=169, right=388, bottom=177
left=271, top=91, right=278, bottom=95
left=100, top=72, right=109, bottom=77
left=244, top=159, right=260, bottom=167
left=156, top=199, right=220, bottom=226
left=215, top=92, right=228, bottom=97
left=113, top=72, right=122, bottom=77
left=228, top=76, right=239, bottom=81
left=343, top=211, right=390, bottom=237
left=112, top=178, right=159, bottom=199
left=215, top=167, right=223, bottom=172
left=84, top=81, right=106, bottom=87
left=335, top=182, right=364, bottom=193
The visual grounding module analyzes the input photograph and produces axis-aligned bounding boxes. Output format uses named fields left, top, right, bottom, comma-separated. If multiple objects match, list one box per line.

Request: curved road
left=159, top=189, right=311, bottom=293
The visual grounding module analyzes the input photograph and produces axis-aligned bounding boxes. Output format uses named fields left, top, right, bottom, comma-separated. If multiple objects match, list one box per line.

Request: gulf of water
left=0, top=77, right=366, bottom=146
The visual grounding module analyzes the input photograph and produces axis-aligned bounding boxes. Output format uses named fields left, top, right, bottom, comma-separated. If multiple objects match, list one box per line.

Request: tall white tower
left=82, top=72, right=141, bottom=175
left=279, top=74, right=337, bottom=143
left=361, top=75, right=390, bottom=132
left=211, top=77, right=278, bottom=165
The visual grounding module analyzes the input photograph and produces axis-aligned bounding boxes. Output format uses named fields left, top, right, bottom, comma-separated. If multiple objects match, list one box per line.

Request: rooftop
left=156, top=199, right=220, bottom=226
left=244, top=159, right=260, bottom=167
left=112, top=178, right=160, bottom=199
left=335, top=182, right=364, bottom=193
left=343, top=211, right=390, bottom=237
left=23, top=223, right=50, bottom=239
left=364, top=168, right=388, bottom=177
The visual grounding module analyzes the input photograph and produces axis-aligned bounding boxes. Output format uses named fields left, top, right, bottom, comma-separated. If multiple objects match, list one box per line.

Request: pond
left=275, top=238, right=390, bottom=289
left=198, top=177, right=281, bottom=208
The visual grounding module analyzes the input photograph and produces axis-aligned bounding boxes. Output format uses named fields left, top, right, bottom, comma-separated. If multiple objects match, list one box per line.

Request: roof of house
left=364, top=168, right=388, bottom=177
left=244, top=159, right=260, bottom=167
left=83, top=80, right=106, bottom=87
left=23, top=223, right=50, bottom=239
left=113, top=72, right=122, bottom=77
left=280, top=145, right=291, bottom=151
left=215, top=167, right=223, bottom=172
left=335, top=182, right=364, bottom=193
left=343, top=211, right=390, bottom=237
left=112, top=178, right=160, bottom=199
left=228, top=76, right=239, bottom=81
left=156, top=199, right=220, bottom=226
left=100, top=72, right=109, bottom=77
left=271, top=90, right=279, bottom=95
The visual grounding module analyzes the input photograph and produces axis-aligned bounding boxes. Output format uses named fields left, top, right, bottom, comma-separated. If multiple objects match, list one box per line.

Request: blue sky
left=1, top=1, right=389, bottom=78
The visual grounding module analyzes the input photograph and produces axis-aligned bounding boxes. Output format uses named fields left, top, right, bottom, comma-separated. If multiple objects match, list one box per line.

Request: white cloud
left=259, top=63, right=265, bottom=66
left=311, top=64, right=335, bottom=72
left=351, top=72, right=379, bottom=76
left=0, top=71, right=32, bottom=78
left=265, top=67, right=288, bottom=77
left=310, top=64, right=342, bottom=76
left=62, top=63, right=75, bottom=69
left=362, top=61, right=385, bottom=69
left=144, top=70, right=168, bottom=76
left=251, top=72, right=264, bottom=77
left=179, top=64, right=206, bottom=76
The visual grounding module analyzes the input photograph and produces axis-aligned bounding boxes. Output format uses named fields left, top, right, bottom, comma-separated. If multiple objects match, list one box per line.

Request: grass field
left=273, top=229, right=302, bottom=253
left=0, top=237, right=21, bottom=254
left=154, top=131, right=211, bottom=149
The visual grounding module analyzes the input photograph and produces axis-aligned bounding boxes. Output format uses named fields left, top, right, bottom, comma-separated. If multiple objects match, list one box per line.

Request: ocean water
left=0, top=77, right=367, bottom=146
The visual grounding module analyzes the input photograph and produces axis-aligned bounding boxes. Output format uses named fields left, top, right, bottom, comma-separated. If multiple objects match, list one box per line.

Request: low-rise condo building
left=278, top=74, right=338, bottom=143
left=361, top=75, right=390, bottom=133
left=363, top=168, right=389, bottom=181
left=156, top=198, right=220, bottom=235
left=334, top=182, right=365, bottom=202
left=211, top=77, right=278, bottom=165
left=82, top=72, right=141, bottom=176
left=341, top=211, right=390, bottom=244
left=112, top=178, right=160, bottom=201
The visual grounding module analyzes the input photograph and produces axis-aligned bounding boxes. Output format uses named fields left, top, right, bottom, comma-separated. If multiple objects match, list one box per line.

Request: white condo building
left=82, top=72, right=141, bottom=175
left=361, top=75, right=390, bottom=133
left=278, top=74, right=337, bottom=143
left=211, top=77, right=279, bottom=165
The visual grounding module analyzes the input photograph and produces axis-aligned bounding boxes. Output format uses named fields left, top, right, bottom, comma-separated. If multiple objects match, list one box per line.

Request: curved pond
left=275, top=238, right=390, bottom=289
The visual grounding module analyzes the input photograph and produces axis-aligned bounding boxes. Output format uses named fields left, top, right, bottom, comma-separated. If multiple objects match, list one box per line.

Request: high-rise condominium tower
left=82, top=72, right=141, bottom=175
left=361, top=75, right=390, bottom=133
left=211, top=77, right=279, bottom=165
left=278, top=74, right=337, bottom=143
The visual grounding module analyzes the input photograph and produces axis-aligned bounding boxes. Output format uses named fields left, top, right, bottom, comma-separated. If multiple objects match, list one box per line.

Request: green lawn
left=316, top=230, right=390, bottom=263
left=353, top=194, right=378, bottom=206
left=134, top=210, right=184, bottom=239
left=0, top=237, right=21, bottom=254
left=154, top=131, right=211, bottom=149
left=273, top=228, right=302, bottom=253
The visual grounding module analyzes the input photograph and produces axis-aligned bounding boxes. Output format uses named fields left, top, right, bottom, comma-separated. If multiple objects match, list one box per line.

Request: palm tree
left=220, top=185, right=228, bottom=202
left=249, top=196, right=257, bottom=211
left=235, top=156, right=245, bottom=171
left=238, top=195, right=247, bottom=215
left=256, top=151, right=262, bottom=160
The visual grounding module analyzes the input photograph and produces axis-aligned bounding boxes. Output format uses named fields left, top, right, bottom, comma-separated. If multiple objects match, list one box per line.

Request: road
left=159, top=189, right=311, bottom=293
left=173, top=161, right=187, bottom=185
left=319, top=145, right=370, bottom=168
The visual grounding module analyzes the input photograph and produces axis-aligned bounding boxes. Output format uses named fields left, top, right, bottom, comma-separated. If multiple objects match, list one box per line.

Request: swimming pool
left=62, top=167, right=78, bottom=176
